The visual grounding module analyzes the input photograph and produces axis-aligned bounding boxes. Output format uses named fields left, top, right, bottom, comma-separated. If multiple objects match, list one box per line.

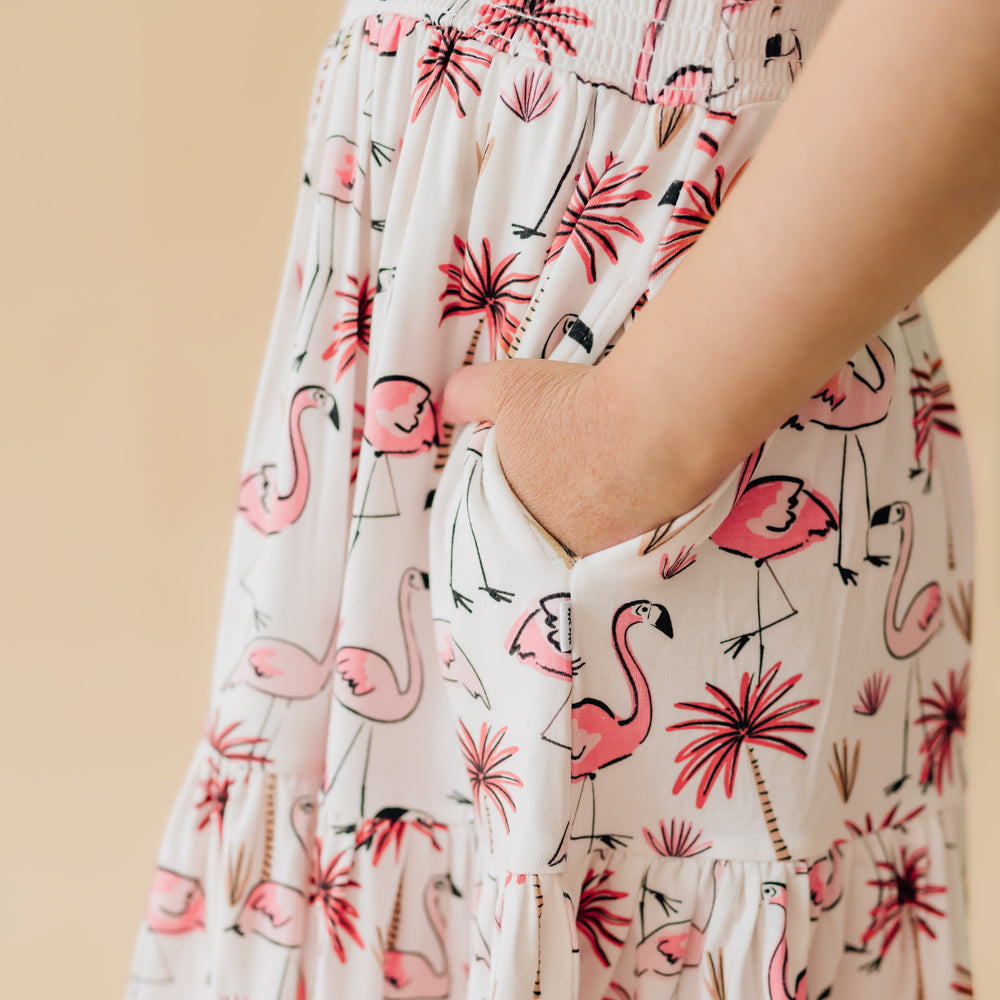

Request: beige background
left=1, top=2, right=997, bottom=996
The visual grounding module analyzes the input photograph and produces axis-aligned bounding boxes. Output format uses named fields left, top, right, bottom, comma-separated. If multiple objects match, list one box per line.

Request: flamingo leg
left=349, top=451, right=380, bottom=554
left=546, top=779, right=589, bottom=867
left=322, top=719, right=366, bottom=797
left=464, top=463, right=514, bottom=605
left=359, top=726, right=374, bottom=817
left=857, top=433, right=890, bottom=568
left=449, top=459, right=477, bottom=612
left=237, top=536, right=272, bottom=630
left=720, top=561, right=797, bottom=666
left=274, top=949, right=292, bottom=1000
left=834, top=435, right=860, bottom=585
left=255, top=695, right=277, bottom=746
left=510, top=92, right=596, bottom=240
left=884, top=662, right=914, bottom=795
left=292, top=198, right=337, bottom=371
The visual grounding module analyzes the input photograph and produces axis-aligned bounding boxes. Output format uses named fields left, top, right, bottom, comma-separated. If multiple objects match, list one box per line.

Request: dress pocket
left=566, top=448, right=751, bottom=576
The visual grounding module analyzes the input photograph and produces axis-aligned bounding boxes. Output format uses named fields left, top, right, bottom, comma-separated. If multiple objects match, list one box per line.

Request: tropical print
left=124, top=1, right=976, bottom=998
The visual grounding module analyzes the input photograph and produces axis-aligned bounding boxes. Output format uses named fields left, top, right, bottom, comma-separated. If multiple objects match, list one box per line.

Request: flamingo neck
left=281, top=394, right=311, bottom=501
left=423, top=884, right=448, bottom=976
left=397, top=575, right=423, bottom=710
left=614, top=616, right=652, bottom=736
left=885, top=513, right=913, bottom=635
left=768, top=901, right=790, bottom=1000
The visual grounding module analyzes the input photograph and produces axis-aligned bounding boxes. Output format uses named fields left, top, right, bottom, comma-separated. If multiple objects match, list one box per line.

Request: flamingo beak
left=420, top=571, right=430, bottom=588
left=870, top=505, right=891, bottom=526
left=652, top=604, right=673, bottom=638
left=449, top=875, right=462, bottom=897
left=329, top=399, right=340, bottom=430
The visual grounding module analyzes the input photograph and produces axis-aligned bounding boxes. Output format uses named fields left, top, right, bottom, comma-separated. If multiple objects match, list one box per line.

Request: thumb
left=440, top=360, right=511, bottom=426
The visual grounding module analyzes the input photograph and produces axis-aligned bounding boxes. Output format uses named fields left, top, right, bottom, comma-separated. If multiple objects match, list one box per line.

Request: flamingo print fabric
left=125, top=1, right=976, bottom=997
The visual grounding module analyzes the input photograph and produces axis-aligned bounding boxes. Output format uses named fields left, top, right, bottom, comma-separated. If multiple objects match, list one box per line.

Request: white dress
left=126, top=1, right=976, bottom=997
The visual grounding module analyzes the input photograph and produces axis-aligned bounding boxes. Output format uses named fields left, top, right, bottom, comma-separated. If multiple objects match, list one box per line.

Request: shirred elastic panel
left=337, top=0, right=844, bottom=109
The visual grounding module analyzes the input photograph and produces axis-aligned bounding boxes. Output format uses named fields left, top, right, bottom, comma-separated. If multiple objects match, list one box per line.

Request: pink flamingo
left=784, top=337, right=896, bottom=583
left=506, top=592, right=575, bottom=680
left=225, top=568, right=427, bottom=769
left=378, top=873, right=460, bottom=999
left=351, top=375, right=439, bottom=551
left=144, top=868, right=206, bottom=934
left=129, top=868, right=205, bottom=986
left=761, top=881, right=806, bottom=1000
left=548, top=600, right=672, bottom=865
left=229, top=881, right=307, bottom=947
left=869, top=501, right=942, bottom=659
left=237, top=384, right=339, bottom=628
left=635, top=860, right=723, bottom=978
left=433, top=617, right=491, bottom=708
left=807, top=844, right=844, bottom=920
left=326, top=568, right=430, bottom=814
left=710, top=444, right=838, bottom=678
left=869, top=500, right=941, bottom=793
left=293, top=133, right=364, bottom=368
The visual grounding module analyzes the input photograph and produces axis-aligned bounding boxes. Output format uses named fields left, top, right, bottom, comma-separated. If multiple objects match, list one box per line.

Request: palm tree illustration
left=410, top=25, right=492, bottom=122
left=576, top=866, right=630, bottom=968
left=860, top=844, right=946, bottom=996
left=667, top=662, right=819, bottom=860
left=436, top=235, right=536, bottom=477
left=914, top=661, right=968, bottom=794
left=456, top=717, right=524, bottom=853
left=467, top=0, right=593, bottom=63
left=500, top=67, right=560, bottom=123
left=544, top=152, right=652, bottom=284
left=909, top=352, right=960, bottom=489
left=321, top=271, right=374, bottom=382
left=650, top=161, right=749, bottom=282
left=307, top=837, right=364, bottom=963
left=439, top=234, right=537, bottom=360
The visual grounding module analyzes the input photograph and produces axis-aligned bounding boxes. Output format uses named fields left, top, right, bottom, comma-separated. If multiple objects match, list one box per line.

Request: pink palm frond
left=642, top=817, right=713, bottom=857
left=321, top=272, right=375, bottom=380
left=411, top=25, right=493, bottom=121
left=194, top=758, right=233, bottom=837
left=667, top=662, right=819, bottom=807
left=576, top=867, right=630, bottom=967
left=500, top=67, right=560, bottom=122
left=910, top=352, right=961, bottom=483
left=545, top=152, right=651, bottom=283
left=457, top=717, right=524, bottom=832
left=951, top=963, right=974, bottom=996
left=353, top=810, right=448, bottom=865
left=439, top=235, right=537, bottom=358
left=853, top=671, right=891, bottom=716
left=202, top=709, right=273, bottom=768
left=308, top=838, right=363, bottom=962
left=844, top=801, right=925, bottom=839
left=650, top=161, right=748, bottom=281
left=915, top=662, right=968, bottom=794
left=659, top=545, right=697, bottom=579
left=469, top=0, right=593, bottom=62
left=861, top=846, right=946, bottom=961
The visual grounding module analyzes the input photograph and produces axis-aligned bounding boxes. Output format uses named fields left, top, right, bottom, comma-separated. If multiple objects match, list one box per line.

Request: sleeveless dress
left=125, top=1, right=976, bottom=997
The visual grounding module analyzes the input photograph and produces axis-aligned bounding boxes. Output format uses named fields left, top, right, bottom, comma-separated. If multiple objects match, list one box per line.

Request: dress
left=125, top=1, right=977, bottom=997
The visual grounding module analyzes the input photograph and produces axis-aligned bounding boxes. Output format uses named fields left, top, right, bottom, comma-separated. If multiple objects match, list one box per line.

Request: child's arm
left=595, top=0, right=1000, bottom=526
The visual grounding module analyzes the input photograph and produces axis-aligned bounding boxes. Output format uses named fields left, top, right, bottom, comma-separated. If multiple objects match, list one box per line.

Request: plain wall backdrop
left=1, top=1, right=997, bottom=996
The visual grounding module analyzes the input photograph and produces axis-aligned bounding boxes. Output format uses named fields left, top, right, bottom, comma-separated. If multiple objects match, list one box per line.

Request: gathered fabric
left=126, top=1, right=975, bottom=997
